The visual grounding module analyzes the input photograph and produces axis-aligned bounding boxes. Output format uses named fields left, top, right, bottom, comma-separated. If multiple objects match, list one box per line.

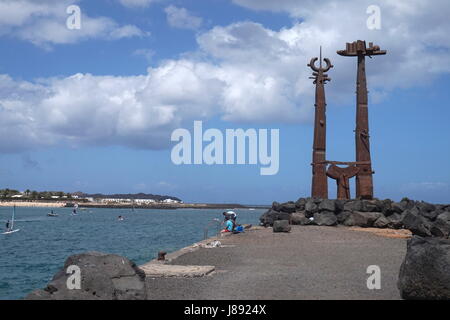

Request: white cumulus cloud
left=0, top=0, right=148, bottom=48
left=1, top=0, right=450, bottom=153
left=164, top=5, right=203, bottom=30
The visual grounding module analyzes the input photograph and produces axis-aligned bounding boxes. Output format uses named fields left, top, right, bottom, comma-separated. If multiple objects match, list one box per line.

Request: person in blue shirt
left=222, top=217, right=234, bottom=233
left=226, top=218, right=234, bottom=232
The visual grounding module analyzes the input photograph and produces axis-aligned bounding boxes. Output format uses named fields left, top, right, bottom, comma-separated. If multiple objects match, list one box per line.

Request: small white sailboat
left=47, top=210, right=58, bottom=217
left=2, top=205, right=20, bottom=235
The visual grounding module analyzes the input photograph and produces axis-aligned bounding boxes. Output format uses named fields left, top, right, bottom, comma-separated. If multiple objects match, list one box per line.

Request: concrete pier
left=143, top=225, right=408, bottom=300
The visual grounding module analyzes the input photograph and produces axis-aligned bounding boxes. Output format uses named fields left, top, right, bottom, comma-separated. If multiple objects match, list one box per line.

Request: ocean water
left=0, top=206, right=264, bottom=300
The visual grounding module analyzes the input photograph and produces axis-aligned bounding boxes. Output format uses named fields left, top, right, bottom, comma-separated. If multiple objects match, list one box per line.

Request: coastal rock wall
left=260, top=198, right=450, bottom=239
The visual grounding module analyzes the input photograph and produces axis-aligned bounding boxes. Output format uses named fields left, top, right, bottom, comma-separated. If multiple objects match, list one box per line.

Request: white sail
left=11, top=205, right=15, bottom=230
left=2, top=206, right=20, bottom=234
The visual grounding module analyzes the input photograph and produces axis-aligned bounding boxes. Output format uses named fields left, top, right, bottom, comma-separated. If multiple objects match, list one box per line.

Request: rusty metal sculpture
left=326, top=162, right=359, bottom=200
left=308, top=41, right=386, bottom=200
left=309, top=47, right=333, bottom=199
left=337, top=40, right=386, bottom=200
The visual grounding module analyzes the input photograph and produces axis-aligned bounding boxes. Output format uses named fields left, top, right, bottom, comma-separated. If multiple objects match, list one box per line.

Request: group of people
left=221, top=210, right=244, bottom=233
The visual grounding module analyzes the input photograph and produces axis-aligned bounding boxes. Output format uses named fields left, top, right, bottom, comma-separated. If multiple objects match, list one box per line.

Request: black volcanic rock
left=313, top=211, right=337, bottom=226
left=318, top=199, right=336, bottom=212
left=295, top=198, right=306, bottom=210
left=273, top=220, right=291, bottom=233
left=259, top=198, right=450, bottom=239
left=402, top=210, right=432, bottom=237
left=26, top=252, right=147, bottom=300
left=280, top=202, right=296, bottom=213
left=431, top=212, right=450, bottom=238
left=398, top=236, right=450, bottom=299
left=291, top=211, right=312, bottom=225
left=305, top=199, right=319, bottom=217
left=344, top=200, right=363, bottom=212
left=361, top=200, right=381, bottom=212
left=272, top=201, right=282, bottom=212
left=387, top=213, right=403, bottom=229
left=373, top=216, right=390, bottom=228
left=334, top=200, right=347, bottom=213
left=336, top=211, right=351, bottom=224
left=351, top=211, right=382, bottom=228
left=391, top=202, right=406, bottom=214
left=260, top=209, right=290, bottom=227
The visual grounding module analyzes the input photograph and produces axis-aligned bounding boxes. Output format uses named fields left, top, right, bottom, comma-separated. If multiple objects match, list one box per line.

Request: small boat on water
left=47, top=212, right=59, bottom=217
left=2, top=205, right=20, bottom=235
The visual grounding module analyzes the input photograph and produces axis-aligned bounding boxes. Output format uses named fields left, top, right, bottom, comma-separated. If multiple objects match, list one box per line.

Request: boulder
left=416, top=201, right=436, bottom=215
left=290, top=211, right=312, bottom=226
left=422, top=210, right=439, bottom=222
left=318, top=199, right=336, bottom=213
left=280, top=202, right=296, bottom=213
left=380, top=199, right=394, bottom=216
left=351, top=211, right=382, bottom=227
left=313, top=211, right=337, bottom=226
left=343, top=200, right=363, bottom=212
left=398, top=236, right=450, bottom=299
left=305, top=200, right=319, bottom=217
left=271, top=201, right=282, bottom=212
left=336, top=211, right=352, bottom=224
left=312, top=198, right=323, bottom=204
left=431, top=212, right=450, bottom=238
left=334, top=200, right=347, bottom=213
left=402, top=210, right=432, bottom=237
left=373, top=216, right=390, bottom=228
left=259, top=209, right=291, bottom=227
left=26, top=251, right=147, bottom=300
left=361, top=200, right=381, bottom=212
left=391, top=202, right=406, bottom=214
left=343, top=215, right=355, bottom=226
left=400, top=198, right=416, bottom=210
left=295, top=198, right=307, bottom=210
left=387, top=213, right=404, bottom=229
left=259, top=209, right=276, bottom=226
left=273, top=220, right=291, bottom=233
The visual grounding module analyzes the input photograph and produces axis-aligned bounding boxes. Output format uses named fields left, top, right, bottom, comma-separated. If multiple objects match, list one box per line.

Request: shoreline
left=0, top=201, right=269, bottom=210
left=0, top=201, right=67, bottom=208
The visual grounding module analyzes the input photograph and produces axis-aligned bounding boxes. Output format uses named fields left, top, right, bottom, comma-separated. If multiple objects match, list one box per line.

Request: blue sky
left=0, top=0, right=449, bottom=204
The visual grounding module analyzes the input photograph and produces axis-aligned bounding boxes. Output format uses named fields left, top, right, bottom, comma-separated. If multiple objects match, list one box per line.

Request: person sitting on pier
left=222, top=217, right=234, bottom=233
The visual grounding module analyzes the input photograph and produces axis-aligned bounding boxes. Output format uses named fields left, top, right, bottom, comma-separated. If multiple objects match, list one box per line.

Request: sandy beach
left=0, top=201, right=67, bottom=208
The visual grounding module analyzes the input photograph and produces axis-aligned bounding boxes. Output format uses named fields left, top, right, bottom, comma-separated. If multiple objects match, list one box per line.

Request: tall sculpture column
left=337, top=41, right=386, bottom=199
left=309, top=49, right=333, bottom=199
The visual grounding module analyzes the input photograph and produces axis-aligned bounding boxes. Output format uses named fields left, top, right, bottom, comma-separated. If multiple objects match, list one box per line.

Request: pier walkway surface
left=144, top=225, right=408, bottom=300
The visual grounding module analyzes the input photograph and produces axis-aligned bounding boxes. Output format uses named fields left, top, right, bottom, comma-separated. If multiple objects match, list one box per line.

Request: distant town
left=0, top=189, right=182, bottom=205
left=0, top=189, right=266, bottom=209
